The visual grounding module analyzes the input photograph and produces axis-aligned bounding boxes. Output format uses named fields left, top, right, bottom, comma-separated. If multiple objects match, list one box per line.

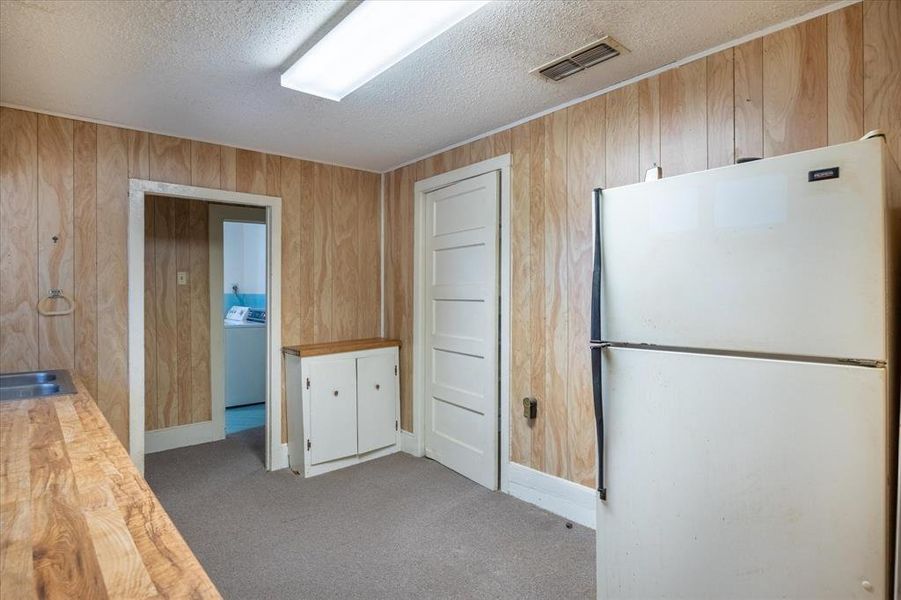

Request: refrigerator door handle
left=591, top=188, right=607, bottom=501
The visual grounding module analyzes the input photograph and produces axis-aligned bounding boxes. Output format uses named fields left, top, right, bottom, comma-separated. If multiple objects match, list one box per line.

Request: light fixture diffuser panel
left=281, top=0, right=490, bottom=101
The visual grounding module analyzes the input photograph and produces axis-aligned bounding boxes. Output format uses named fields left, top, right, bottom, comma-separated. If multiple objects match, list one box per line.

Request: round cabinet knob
left=333, top=390, right=339, bottom=397
left=861, top=580, right=873, bottom=592
left=375, top=384, right=381, bottom=390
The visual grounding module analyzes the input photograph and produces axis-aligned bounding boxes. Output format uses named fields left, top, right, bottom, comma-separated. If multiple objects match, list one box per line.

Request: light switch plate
left=177, top=271, right=188, bottom=285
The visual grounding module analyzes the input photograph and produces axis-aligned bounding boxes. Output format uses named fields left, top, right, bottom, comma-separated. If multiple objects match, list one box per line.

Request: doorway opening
left=211, top=205, right=268, bottom=463
left=127, top=179, right=284, bottom=473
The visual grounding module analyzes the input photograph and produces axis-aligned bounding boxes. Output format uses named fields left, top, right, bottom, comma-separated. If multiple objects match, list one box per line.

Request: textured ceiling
left=0, top=0, right=835, bottom=172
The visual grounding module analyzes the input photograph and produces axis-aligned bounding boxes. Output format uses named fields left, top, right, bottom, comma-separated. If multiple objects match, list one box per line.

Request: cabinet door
left=309, top=358, right=357, bottom=465
left=357, top=353, right=397, bottom=454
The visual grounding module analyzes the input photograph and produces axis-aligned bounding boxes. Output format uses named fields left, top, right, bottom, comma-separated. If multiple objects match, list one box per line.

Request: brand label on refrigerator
left=808, top=167, right=839, bottom=182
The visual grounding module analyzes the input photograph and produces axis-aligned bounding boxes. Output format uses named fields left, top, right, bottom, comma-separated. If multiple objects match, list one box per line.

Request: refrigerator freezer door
left=600, top=138, right=887, bottom=362
left=597, top=347, right=888, bottom=600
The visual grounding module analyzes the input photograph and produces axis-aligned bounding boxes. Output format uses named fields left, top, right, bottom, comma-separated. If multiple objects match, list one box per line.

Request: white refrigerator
left=590, top=137, right=898, bottom=599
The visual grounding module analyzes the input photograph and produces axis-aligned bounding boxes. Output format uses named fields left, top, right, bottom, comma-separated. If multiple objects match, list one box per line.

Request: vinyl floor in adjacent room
left=144, top=428, right=596, bottom=599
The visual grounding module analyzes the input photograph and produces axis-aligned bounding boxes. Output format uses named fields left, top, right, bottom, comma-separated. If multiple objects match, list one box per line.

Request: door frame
left=209, top=204, right=267, bottom=441
left=411, top=154, right=512, bottom=492
left=127, top=179, right=285, bottom=473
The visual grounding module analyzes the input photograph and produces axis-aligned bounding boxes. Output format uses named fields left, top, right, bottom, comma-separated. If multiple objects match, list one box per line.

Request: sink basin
left=0, top=370, right=76, bottom=401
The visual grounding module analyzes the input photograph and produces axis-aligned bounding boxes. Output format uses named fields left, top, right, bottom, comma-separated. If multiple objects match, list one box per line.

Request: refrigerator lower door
left=597, top=347, right=888, bottom=600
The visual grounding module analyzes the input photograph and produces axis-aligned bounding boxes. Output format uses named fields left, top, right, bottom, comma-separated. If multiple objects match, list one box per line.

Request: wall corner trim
left=507, top=463, right=597, bottom=530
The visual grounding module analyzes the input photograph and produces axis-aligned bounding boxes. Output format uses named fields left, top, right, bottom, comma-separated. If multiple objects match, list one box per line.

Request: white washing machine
left=224, top=307, right=266, bottom=408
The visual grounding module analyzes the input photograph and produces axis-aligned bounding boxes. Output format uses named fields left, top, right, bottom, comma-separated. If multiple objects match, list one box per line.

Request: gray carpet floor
left=144, top=427, right=595, bottom=599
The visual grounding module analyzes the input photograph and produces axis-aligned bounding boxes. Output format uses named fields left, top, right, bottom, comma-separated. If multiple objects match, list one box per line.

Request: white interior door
left=424, top=171, right=499, bottom=490
left=597, top=347, right=888, bottom=599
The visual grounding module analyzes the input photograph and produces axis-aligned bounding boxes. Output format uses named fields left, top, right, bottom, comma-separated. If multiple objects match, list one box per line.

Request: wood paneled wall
left=143, top=195, right=211, bottom=432
left=383, top=2, right=901, bottom=487
left=0, top=113, right=381, bottom=447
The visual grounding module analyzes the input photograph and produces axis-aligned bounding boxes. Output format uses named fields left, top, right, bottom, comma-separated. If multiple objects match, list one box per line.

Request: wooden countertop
left=0, top=376, right=221, bottom=599
left=282, top=337, right=401, bottom=358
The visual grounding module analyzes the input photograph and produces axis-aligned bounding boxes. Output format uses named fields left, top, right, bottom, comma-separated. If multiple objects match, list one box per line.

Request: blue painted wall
left=224, top=293, right=266, bottom=316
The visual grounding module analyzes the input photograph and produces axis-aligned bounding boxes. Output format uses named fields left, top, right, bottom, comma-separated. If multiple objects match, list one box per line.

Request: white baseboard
left=401, top=430, right=422, bottom=456
left=145, top=420, right=222, bottom=454
left=507, top=462, right=597, bottom=529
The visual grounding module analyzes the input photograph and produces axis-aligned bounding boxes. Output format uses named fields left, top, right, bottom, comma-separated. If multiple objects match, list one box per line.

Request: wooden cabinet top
left=282, top=337, right=401, bottom=358
left=0, top=376, right=221, bottom=599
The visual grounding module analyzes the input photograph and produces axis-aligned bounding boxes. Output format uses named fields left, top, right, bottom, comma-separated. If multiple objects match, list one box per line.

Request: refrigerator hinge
left=839, top=358, right=885, bottom=368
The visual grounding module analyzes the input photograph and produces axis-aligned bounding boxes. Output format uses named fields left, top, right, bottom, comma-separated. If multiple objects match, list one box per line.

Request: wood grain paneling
left=37, top=114, right=75, bottom=369
left=148, top=134, right=191, bottom=185
left=189, top=201, right=211, bottom=422
left=95, top=125, right=129, bottom=444
left=174, top=200, right=192, bottom=425
left=0, top=108, right=39, bottom=372
left=144, top=196, right=212, bottom=430
left=605, top=84, right=639, bottom=187
left=528, top=117, right=547, bottom=473
left=566, top=96, right=604, bottom=487
left=661, top=58, right=708, bottom=176
left=358, top=172, right=381, bottom=338
left=638, top=75, right=661, bottom=174
left=542, top=109, right=569, bottom=480
left=127, top=130, right=149, bottom=179
left=509, top=122, right=531, bottom=466
left=763, top=16, right=828, bottom=156
left=828, top=4, right=864, bottom=144
left=707, top=49, right=735, bottom=168
left=333, top=167, right=359, bottom=341
left=734, top=38, right=764, bottom=160
left=312, top=163, right=334, bottom=342
left=219, top=146, right=237, bottom=191
left=151, top=196, right=178, bottom=429
left=73, top=121, right=98, bottom=398
left=144, top=200, right=157, bottom=431
left=265, top=154, right=280, bottom=197
left=191, top=141, right=220, bottom=189
left=382, top=1, right=900, bottom=487
left=236, top=149, right=266, bottom=194
left=280, top=159, right=303, bottom=349
left=298, top=160, right=316, bottom=343
left=864, top=0, right=901, bottom=165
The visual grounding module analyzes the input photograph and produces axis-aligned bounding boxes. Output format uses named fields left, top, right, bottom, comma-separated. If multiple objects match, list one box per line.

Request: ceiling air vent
left=533, top=36, right=628, bottom=82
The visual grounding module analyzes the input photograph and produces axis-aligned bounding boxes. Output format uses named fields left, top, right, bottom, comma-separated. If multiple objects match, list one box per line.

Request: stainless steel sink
left=0, top=370, right=76, bottom=401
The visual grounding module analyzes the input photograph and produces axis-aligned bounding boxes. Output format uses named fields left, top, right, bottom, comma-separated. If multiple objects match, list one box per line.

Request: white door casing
left=423, top=171, right=500, bottom=490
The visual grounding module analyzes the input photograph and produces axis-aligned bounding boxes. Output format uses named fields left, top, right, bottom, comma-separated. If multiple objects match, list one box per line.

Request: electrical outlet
left=177, top=271, right=188, bottom=285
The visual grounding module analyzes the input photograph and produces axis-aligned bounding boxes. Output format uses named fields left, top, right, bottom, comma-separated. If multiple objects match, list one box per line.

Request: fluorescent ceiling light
left=281, top=0, right=490, bottom=101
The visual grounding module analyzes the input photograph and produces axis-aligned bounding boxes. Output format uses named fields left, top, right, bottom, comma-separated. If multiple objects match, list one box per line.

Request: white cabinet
left=284, top=341, right=400, bottom=478
left=357, top=353, right=398, bottom=454
left=308, top=358, right=358, bottom=465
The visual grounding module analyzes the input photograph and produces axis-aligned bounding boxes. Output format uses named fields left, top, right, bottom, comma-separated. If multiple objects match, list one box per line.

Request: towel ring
left=37, top=289, right=76, bottom=317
